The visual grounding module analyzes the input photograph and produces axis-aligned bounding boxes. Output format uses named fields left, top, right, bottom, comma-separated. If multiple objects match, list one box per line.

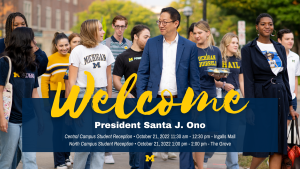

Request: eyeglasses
left=114, top=25, right=126, bottom=30
left=156, top=20, right=176, bottom=26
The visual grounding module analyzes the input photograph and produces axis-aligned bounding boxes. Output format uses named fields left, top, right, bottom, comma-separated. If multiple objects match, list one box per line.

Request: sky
left=131, top=0, right=175, bottom=7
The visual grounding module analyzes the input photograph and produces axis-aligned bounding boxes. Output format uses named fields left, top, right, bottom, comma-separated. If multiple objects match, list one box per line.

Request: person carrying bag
left=283, top=117, right=300, bottom=169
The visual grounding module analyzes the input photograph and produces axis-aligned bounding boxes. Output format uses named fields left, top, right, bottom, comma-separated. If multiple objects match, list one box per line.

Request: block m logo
left=93, top=62, right=101, bottom=68
left=145, top=155, right=155, bottom=162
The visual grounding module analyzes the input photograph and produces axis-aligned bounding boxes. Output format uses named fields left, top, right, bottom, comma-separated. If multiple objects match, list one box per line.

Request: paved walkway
left=17, top=152, right=244, bottom=169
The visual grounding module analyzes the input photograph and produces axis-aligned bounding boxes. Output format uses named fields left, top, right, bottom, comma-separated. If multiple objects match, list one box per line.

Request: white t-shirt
left=287, top=50, right=300, bottom=99
left=69, top=44, right=115, bottom=87
left=257, top=41, right=283, bottom=76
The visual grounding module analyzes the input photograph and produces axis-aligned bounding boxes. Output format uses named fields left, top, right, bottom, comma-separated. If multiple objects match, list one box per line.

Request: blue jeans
left=204, top=89, right=240, bottom=169
left=222, top=89, right=241, bottom=98
left=73, top=87, right=106, bottom=169
left=139, top=152, right=194, bottom=169
left=0, top=122, right=38, bottom=169
left=225, top=152, right=239, bottom=169
left=85, top=155, right=90, bottom=169
left=204, top=152, right=238, bottom=169
left=204, top=152, right=214, bottom=163
left=129, top=152, right=139, bottom=169
left=74, top=152, right=104, bottom=169
left=10, top=147, right=21, bottom=169
left=139, top=152, right=152, bottom=169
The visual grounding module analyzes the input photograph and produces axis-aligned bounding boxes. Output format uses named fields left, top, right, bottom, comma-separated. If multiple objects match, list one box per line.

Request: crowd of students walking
left=0, top=6, right=299, bottom=169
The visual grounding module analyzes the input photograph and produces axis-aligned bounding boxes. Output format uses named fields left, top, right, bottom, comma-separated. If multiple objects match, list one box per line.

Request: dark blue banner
left=22, top=97, right=278, bottom=152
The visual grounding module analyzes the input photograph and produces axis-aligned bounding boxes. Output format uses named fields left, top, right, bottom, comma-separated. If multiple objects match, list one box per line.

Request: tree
left=210, top=0, right=300, bottom=52
left=71, top=0, right=160, bottom=39
left=0, top=1, right=14, bottom=38
left=169, top=0, right=240, bottom=45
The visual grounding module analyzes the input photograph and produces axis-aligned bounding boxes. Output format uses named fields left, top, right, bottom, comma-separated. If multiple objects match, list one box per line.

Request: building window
left=73, top=13, right=77, bottom=27
left=37, top=5, right=41, bottom=29
left=56, top=9, right=61, bottom=30
left=65, top=11, right=69, bottom=31
left=73, top=0, right=77, bottom=5
left=46, top=7, right=51, bottom=29
left=23, top=1, right=32, bottom=26
left=65, top=0, right=70, bottom=3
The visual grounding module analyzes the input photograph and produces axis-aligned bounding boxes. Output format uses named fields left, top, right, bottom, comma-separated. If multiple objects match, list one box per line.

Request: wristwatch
left=222, top=82, right=226, bottom=89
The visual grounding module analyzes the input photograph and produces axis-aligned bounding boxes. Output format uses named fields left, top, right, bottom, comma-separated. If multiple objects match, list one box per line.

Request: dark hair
left=277, top=29, right=292, bottom=40
left=130, top=25, right=150, bottom=42
left=256, top=13, right=273, bottom=25
left=112, top=15, right=128, bottom=26
left=188, top=22, right=196, bottom=38
left=52, top=32, right=69, bottom=54
left=4, top=12, right=28, bottom=47
left=3, top=27, right=36, bottom=77
left=161, top=7, right=181, bottom=28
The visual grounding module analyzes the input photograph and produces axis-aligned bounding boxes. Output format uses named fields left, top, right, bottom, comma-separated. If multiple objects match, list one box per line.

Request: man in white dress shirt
left=136, top=7, right=200, bottom=169
left=278, top=29, right=300, bottom=126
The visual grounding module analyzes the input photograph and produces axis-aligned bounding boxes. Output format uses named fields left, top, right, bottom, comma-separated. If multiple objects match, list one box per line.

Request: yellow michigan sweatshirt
left=41, top=52, right=69, bottom=98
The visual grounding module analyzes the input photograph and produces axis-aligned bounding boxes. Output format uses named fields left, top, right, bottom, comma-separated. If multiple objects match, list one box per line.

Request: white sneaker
left=203, top=162, right=208, bottom=169
left=153, top=152, right=158, bottom=158
left=65, top=159, right=71, bottom=166
left=56, top=164, right=68, bottom=169
left=104, top=155, right=115, bottom=164
left=70, top=155, right=73, bottom=164
left=168, top=152, right=177, bottom=159
left=161, top=152, right=168, bottom=161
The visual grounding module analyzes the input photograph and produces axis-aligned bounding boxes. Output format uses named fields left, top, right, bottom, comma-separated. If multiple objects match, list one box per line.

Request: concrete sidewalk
left=16, top=152, right=243, bottom=169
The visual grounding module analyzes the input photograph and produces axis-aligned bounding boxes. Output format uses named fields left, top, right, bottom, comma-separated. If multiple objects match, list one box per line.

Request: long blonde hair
left=80, top=19, right=99, bottom=48
left=219, top=33, right=241, bottom=63
left=194, top=21, right=215, bottom=48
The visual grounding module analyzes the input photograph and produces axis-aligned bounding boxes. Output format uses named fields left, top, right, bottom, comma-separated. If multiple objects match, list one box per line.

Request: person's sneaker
left=65, top=159, right=71, bottom=166
left=161, top=152, right=168, bottom=161
left=56, top=164, right=68, bottom=169
left=70, top=155, right=73, bottom=164
left=168, top=152, right=177, bottom=159
left=153, top=152, right=158, bottom=158
left=203, top=162, right=208, bottom=169
left=104, top=155, right=115, bottom=164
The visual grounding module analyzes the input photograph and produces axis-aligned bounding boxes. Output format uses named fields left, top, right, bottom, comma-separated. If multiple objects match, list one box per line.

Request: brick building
left=2, top=0, right=97, bottom=55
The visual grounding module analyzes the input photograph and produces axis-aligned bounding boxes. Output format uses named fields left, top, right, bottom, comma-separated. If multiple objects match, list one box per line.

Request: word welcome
left=51, top=71, right=249, bottom=119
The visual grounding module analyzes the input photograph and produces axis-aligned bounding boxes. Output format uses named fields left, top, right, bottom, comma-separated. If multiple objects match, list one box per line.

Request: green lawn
left=238, top=155, right=269, bottom=169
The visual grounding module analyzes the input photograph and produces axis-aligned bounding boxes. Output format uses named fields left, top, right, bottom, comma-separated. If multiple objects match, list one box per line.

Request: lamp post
left=203, top=0, right=207, bottom=21
left=183, top=6, right=193, bottom=38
